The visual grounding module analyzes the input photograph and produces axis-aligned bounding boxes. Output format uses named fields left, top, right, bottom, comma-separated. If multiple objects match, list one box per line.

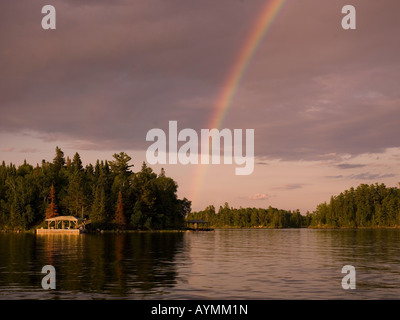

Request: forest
left=0, top=147, right=191, bottom=231
left=1, top=147, right=399, bottom=231
left=309, top=183, right=400, bottom=228
left=188, top=183, right=400, bottom=229
left=187, top=203, right=311, bottom=228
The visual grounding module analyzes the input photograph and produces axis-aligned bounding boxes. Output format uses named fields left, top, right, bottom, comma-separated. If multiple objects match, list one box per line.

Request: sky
left=1, top=0, right=400, bottom=213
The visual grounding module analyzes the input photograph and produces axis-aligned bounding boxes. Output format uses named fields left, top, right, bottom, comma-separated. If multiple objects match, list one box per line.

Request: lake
left=1, top=228, right=400, bottom=299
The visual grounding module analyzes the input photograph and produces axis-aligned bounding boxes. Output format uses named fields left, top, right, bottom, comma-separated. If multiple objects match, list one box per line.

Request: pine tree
left=66, top=156, right=71, bottom=171
left=114, top=191, right=126, bottom=229
left=66, top=170, right=87, bottom=216
left=94, top=160, right=101, bottom=178
left=91, top=185, right=107, bottom=225
left=109, top=152, right=133, bottom=176
left=53, top=146, right=65, bottom=173
left=72, top=152, right=83, bottom=172
left=46, top=185, right=59, bottom=219
left=63, top=152, right=88, bottom=216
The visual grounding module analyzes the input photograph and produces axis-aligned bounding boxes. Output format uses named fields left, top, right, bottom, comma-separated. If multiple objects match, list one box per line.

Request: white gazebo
left=36, top=216, right=91, bottom=234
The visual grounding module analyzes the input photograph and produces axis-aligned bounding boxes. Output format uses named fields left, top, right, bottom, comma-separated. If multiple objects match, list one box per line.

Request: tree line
left=187, top=203, right=311, bottom=228
left=0, top=147, right=191, bottom=231
left=2, top=147, right=399, bottom=231
left=189, top=183, right=400, bottom=229
left=309, top=183, right=400, bottom=228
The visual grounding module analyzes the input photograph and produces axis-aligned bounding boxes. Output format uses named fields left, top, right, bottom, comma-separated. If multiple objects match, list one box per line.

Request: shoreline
left=2, top=225, right=400, bottom=233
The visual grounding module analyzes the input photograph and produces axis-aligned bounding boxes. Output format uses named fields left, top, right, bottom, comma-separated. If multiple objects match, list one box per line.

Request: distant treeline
left=310, top=183, right=400, bottom=228
left=0, top=147, right=190, bottom=231
left=189, top=183, right=400, bottom=229
left=187, top=203, right=311, bottom=228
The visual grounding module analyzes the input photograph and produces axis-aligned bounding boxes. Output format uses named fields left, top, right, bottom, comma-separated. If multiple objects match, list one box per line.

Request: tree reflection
left=0, top=232, right=184, bottom=298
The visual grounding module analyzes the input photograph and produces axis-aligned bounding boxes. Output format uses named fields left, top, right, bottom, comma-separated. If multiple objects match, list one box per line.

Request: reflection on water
left=1, top=229, right=400, bottom=299
left=0, top=232, right=185, bottom=299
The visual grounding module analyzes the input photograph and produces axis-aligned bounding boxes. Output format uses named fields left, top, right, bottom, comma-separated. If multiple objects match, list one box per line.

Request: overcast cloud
left=1, top=0, right=400, bottom=162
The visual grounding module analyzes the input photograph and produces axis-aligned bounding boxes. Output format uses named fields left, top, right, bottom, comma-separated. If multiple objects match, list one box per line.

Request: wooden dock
left=36, top=228, right=82, bottom=235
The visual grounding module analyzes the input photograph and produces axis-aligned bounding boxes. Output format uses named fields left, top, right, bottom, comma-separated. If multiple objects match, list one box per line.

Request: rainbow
left=190, top=0, right=289, bottom=207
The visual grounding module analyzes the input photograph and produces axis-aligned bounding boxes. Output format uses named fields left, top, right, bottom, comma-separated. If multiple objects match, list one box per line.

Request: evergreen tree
left=114, top=191, right=126, bottom=229
left=45, top=185, right=59, bottom=219
left=72, top=152, right=83, bottom=172
left=91, top=185, right=107, bottom=225
left=53, top=146, right=65, bottom=173
left=110, top=152, right=134, bottom=202
left=66, top=156, right=71, bottom=171
left=109, top=152, right=133, bottom=177
left=65, top=153, right=88, bottom=217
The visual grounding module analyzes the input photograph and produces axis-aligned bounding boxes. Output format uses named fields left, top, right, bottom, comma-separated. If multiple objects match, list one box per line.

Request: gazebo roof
left=45, top=215, right=86, bottom=222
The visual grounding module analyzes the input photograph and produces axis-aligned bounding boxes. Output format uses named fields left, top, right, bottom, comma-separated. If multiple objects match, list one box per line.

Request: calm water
left=1, top=229, right=400, bottom=299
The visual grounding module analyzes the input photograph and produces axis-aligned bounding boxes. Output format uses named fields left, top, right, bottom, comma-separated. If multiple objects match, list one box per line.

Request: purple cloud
left=1, top=0, right=399, bottom=162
